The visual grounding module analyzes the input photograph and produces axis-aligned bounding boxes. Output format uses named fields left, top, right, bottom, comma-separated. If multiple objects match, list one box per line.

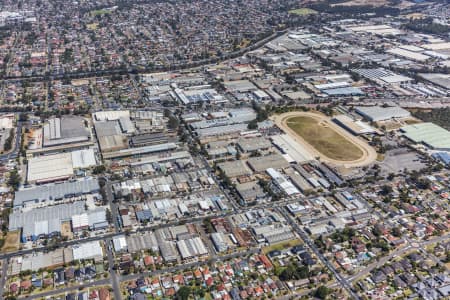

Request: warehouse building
left=401, top=123, right=450, bottom=151
left=126, top=232, right=159, bottom=253
left=176, top=237, right=208, bottom=260
left=333, top=115, right=377, bottom=135
left=43, top=116, right=90, bottom=148
left=93, top=110, right=130, bottom=122
left=211, top=232, right=231, bottom=252
left=432, top=152, right=450, bottom=166
left=71, top=209, right=108, bottom=232
left=271, top=134, right=314, bottom=163
left=130, top=133, right=170, bottom=147
left=72, top=241, right=104, bottom=261
left=322, top=87, right=364, bottom=96
left=174, top=87, right=226, bottom=105
left=13, top=178, right=100, bottom=209
left=223, top=80, right=258, bottom=93
left=94, top=121, right=122, bottom=137
left=418, top=73, right=450, bottom=89
left=102, top=142, right=177, bottom=160
left=71, top=149, right=97, bottom=169
left=98, top=135, right=128, bottom=153
left=196, top=124, right=248, bottom=140
left=27, top=153, right=74, bottom=183
left=9, top=201, right=86, bottom=242
left=235, top=181, right=266, bottom=204
left=284, top=168, right=313, bottom=193
left=27, top=150, right=97, bottom=183
left=129, top=150, right=192, bottom=167
left=422, top=42, right=450, bottom=51
left=266, top=168, right=300, bottom=196
left=205, top=140, right=235, bottom=159
left=247, top=153, right=289, bottom=173
left=10, top=248, right=72, bottom=275
left=237, top=136, right=272, bottom=153
left=355, top=106, right=411, bottom=122
left=113, top=235, right=128, bottom=252
left=252, top=224, right=295, bottom=244
left=155, top=229, right=179, bottom=263
left=352, top=68, right=413, bottom=85
left=217, top=160, right=252, bottom=178
left=264, top=228, right=296, bottom=244
left=118, top=116, right=135, bottom=134
left=387, top=48, right=430, bottom=62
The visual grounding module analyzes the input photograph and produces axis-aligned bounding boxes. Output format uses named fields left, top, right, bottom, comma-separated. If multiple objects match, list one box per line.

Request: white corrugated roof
left=72, top=241, right=103, bottom=260
left=71, top=149, right=97, bottom=169
left=72, top=213, right=89, bottom=228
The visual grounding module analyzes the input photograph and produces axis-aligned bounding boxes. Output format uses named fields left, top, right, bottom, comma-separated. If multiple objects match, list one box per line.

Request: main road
left=277, top=206, right=361, bottom=300
left=2, top=30, right=287, bottom=85
left=0, top=191, right=333, bottom=261
left=0, top=119, right=23, bottom=163
left=18, top=247, right=260, bottom=300
left=0, top=259, right=9, bottom=299
left=106, top=238, right=122, bottom=300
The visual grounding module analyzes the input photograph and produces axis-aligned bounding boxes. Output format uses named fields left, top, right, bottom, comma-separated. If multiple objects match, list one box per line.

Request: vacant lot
left=289, top=8, right=318, bottom=15
left=61, top=221, right=73, bottom=240
left=287, top=116, right=363, bottom=161
left=263, top=239, right=302, bottom=254
left=2, top=230, right=20, bottom=253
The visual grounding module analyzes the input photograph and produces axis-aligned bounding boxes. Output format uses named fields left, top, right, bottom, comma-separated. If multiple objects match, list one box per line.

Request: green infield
left=289, top=8, right=318, bottom=16
left=286, top=115, right=364, bottom=161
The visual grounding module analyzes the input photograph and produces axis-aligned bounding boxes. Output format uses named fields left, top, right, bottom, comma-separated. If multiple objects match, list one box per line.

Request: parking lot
left=379, top=148, right=428, bottom=175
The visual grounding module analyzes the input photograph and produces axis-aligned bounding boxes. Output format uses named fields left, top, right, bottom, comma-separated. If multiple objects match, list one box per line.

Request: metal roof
left=14, top=178, right=100, bottom=208
left=9, top=201, right=86, bottom=237
left=432, top=152, right=450, bottom=165
left=402, top=123, right=450, bottom=150
left=323, top=87, right=364, bottom=96
left=355, top=106, right=411, bottom=122
left=72, top=241, right=103, bottom=260
left=27, top=153, right=74, bottom=182
left=71, top=149, right=97, bottom=169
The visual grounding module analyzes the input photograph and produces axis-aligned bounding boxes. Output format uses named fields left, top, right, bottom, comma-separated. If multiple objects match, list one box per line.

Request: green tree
left=176, top=286, right=191, bottom=300
left=314, top=286, right=331, bottom=300
left=93, top=165, right=106, bottom=174
left=7, top=169, right=21, bottom=191
left=247, top=119, right=258, bottom=130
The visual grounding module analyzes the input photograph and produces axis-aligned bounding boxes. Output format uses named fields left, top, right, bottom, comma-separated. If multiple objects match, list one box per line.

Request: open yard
left=289, top=8, right=318, bottom=15
left=286, top=116, right=364, bottom=161
left=1, top=230, right=20, bottom=253
left=263, top=239, right=302, bottom=254
left=61, top=221, right=73, bottom=240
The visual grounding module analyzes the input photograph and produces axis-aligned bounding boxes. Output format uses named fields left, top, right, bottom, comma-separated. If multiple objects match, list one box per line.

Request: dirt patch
left=61, top=221, right=73, bottom=240
left=2, top=230, right=20, bottom=253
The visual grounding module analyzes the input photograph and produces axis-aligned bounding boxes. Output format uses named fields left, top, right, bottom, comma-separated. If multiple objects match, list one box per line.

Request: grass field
left=289, top=8, right=318, bottom=16
left=262, top=239, right=302, bottom=254
left=2, top=231, right=20, bottom=253
left=90, top=9, right=112, bottom=16
left=286, top=116, right=363, bottom=161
